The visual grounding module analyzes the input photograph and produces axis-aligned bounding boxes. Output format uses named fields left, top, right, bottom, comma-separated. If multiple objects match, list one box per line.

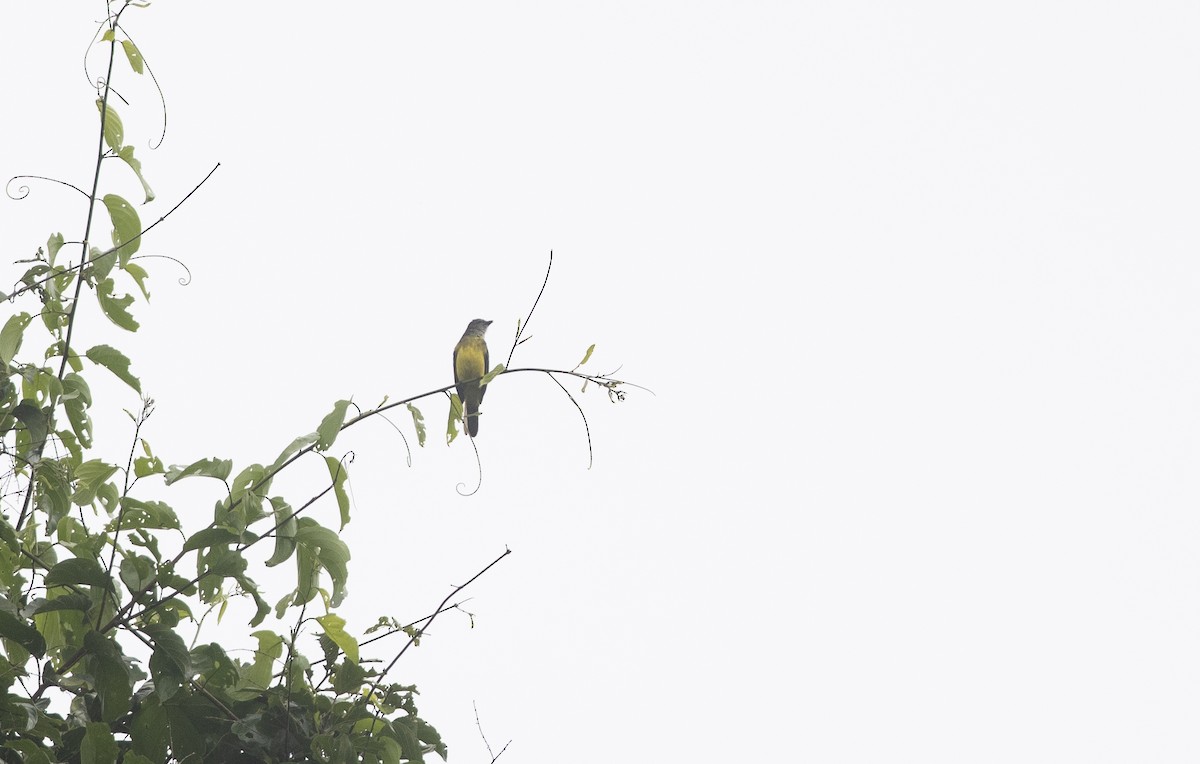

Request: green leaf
left=72, top=459, right=118, bottom=506
left=102, top=193, right=141, bottom=264
left=44, top=557, right=113, bottom=590
left=85, top=344, right=141, bottom=392
left=273, top=432, right=319, bottom=470
left=81, top=722, right=118, bottom=764
left=95, top=278, right=139, bottom=331
left=124, top=260, right=152, bottom=299
left=446, top=394, right=463, bottom=444
left=191, top=642, right=239, bottom=689
left=234, top=630, right=283, bottom=696
left=265, top=496, right=297, bottom=567
left=579, top=343, right=596, bottom=366
left=120, top=38, right=144, bottom=74
left=129, top=695, right=168, bottom=761
left=88, top=244, right=116, bottom=283
left=10, top=401, right=48, bottom=451
left=2, top=739, right=53, bottom=764
left=133, top=453, right=164, bottom=477
left=316, top=613, right=359, bottom=664
left=0, top=312, right=32, bottom=367
left=116, top=146, right=155, bottom=204
left=35, top=462, right=71, bottom=533
left=181, top=526, right=240, bottom=553
left=119, top=554, right=154, bottom=594
left=480, top=362, right=505, bottom=385
left=95, top=99, right=124, bottom=152
left=325, top=455, right=351, bottom=530
left=84, top=631, right=132, bottom=722
left=62, top=372, right=94, bottom=448
left=0, top=611, right=45, bottom=658
left=334, top=658, right=369, bottom=695
left=112, top=498, right=180, bottom=531
left=31, top=593, right=93, bottom=614
left=145, top=624, right=191, bottom=702
left=407, top=402, right=426, bottom=447
left=164, top=457, right=232, bottom=485
left=294, top=519, right=350, bottom=607
left=316, top=399, right=352, bottom=451
left=46, top=232, right=65, bottom=264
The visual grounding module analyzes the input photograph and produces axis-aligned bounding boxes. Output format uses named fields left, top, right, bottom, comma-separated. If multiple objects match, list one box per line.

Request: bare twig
left=474, top=701, right=512, bottom=763
left=365, top=548, right=512, bottom=708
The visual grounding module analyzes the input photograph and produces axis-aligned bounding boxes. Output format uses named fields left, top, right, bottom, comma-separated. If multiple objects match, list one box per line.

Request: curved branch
left=6, top=175, right=89, bottom=200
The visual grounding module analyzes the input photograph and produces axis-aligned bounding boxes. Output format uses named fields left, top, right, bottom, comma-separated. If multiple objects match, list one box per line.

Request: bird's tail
left=466, top=402, right=480, bottom=437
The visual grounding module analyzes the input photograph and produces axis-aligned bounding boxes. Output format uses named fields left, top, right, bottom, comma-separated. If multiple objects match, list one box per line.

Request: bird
left=453, top=319, right=493, bottom=437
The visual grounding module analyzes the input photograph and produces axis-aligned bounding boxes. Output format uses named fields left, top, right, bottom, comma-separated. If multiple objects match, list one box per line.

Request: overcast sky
left=5, top=2, right=1200, bottom=762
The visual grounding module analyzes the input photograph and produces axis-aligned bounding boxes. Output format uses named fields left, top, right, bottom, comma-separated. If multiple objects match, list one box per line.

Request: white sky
left=5, top=1, right=1200, bottom=761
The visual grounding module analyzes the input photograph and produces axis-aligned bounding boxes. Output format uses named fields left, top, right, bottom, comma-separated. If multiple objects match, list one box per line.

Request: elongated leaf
left=45, top=557, right=113, bottom=589
left=95, top=100, right=124, bottom=151
left=145, top=624, right=191, bottom=702
left=84, top=631, right=131, bottom=722
left=0, top=611, right=46, bottom=658
left=480, top=363, right=505, bottom=385
left=71, top=460, right=118, bottom=506
left=10, top=401, right=48, bottom=450
left=164, top=457, right=231, bottom=485
left=116, top=146, right=155, bottom=203
left=294, top=519, right=350, bottom=607
left=31, top=593, right=93, bottom=614
left=316, top=399, right=351, bottom=451
left=265, top=496, right=297, bottom=567
left=237, top=630, right=283, bottom=693
left=446, top=394, right=463, bottom=444
left=96, top=278, right=139, bottom=331
left=121, top=39, right=144, bottom=74
left=62, top=373, right=93, bottom=448
left=112, top=498, right=180, bottom=530
left=129, top=695, right=167, bottom=761
left=88, top=245, right=116, bottom=283
left=407, top=403, right=426, bottom=446
left=0, top=312, right=32, bottom=367
left=46, top=232, right=65, bottom=264
left=124, top=260, right=151, bottom=299
left=273, top=432, right=319, bottom=470
left=315, top=613, right=359, bottom=664
left=85, top=345, right=140, bottom=392
left=182, top=526, right=240, bottom=553
left=81, top=722, right=118, bottom=764
left=578, top=343, right=596, bottom=366
left=324, top=455, right=350, bottom=530
left=102, top=193, right=141, bottom=263
left=119, top=554, right=154, bottom=593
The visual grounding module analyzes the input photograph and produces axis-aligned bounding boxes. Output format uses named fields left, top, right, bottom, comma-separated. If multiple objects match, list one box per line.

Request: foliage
left=0, top=4, right=452, bottom=762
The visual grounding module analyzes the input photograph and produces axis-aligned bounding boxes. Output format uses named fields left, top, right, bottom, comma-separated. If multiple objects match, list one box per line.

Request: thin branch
left=365, top=548, right=512, bottom=708
left=504, top=250, right=553, bottom=369
left=475, top=701, right=512, bottom=763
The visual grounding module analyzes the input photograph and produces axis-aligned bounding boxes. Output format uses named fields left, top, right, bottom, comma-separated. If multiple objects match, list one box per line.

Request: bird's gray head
left=465, top=319, right=493, bottom=336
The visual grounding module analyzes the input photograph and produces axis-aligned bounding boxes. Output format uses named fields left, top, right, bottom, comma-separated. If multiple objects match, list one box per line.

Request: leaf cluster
left=0, top=6, right=448, bottom=763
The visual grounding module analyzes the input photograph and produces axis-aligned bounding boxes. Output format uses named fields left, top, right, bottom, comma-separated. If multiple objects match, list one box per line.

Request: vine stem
left=16, top=3, right=127, bottom=532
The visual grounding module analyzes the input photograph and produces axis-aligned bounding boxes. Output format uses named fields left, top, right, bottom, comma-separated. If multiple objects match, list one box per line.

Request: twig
left=505, top=250, right=553, bottom=369
left=365, top=548, right=512, bottom=708
left=474, top=701, right=512, bottom=763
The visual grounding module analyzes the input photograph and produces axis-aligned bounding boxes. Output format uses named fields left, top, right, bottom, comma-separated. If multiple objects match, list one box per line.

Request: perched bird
left=453, top=319, right=493, bottom=437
